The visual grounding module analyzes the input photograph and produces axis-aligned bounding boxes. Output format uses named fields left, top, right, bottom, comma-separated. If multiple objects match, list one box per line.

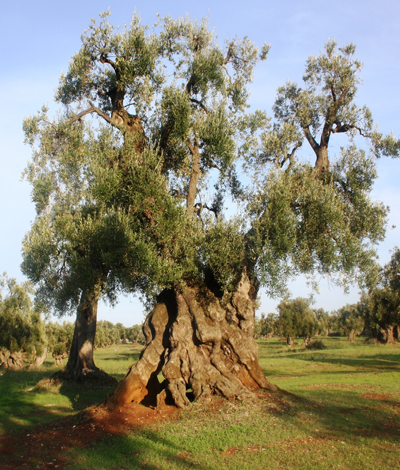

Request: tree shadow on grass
left=66, top=429, right=208, bottom=470
left=0, top=363, right=117, bottom=438
left=1, top=400, right=207, bottom=470
left=0, top=365, right=75, bottom=436
left=283, top=387, right=400, bottom=443
left=299, top=353, right=400, bottom=369
left=57, top=380, right=117, bottom=411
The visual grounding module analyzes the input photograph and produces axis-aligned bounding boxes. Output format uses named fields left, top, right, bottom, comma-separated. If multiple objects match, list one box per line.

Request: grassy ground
left=1, top=337, right=399, bottom=469
left=0, top=344, right=141, bottom=436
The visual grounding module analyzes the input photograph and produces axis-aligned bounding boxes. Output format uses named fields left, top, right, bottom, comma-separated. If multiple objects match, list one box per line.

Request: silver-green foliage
left=22, top=13, right=399, bottom=317
left=367, top=247, right=400, bottom=329
left=0, top=274, right=47, bottom=357
left=276, top=297, right=318, bottom=340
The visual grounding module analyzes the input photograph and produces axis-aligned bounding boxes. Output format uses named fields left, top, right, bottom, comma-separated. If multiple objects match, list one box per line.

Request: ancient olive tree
left=254, top=312, right=278, bottom=339
left=22, top=11, right=398, bottom=407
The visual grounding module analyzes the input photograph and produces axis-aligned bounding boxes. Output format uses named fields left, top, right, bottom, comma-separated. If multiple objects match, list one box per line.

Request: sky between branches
left=1, top=0, right=399, bottom=325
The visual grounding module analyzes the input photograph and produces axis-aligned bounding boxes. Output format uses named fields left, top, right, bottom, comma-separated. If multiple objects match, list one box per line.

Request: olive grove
left=22, top=11, right=399, bottom=407
left=366, top=247, right=400, bottom=343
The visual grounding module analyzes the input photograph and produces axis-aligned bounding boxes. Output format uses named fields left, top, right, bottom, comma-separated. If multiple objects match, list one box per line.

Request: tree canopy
left=276, top=297, right=317, bottom=345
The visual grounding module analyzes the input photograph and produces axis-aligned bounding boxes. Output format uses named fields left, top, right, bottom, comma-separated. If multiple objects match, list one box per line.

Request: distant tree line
left=0, top=273, right=145, bottom=369
left=255, top=248, right=400, bottom=346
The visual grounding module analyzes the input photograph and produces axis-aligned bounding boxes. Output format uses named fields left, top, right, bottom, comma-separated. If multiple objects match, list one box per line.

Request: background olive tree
left=0, top=274, right=47, bottom=368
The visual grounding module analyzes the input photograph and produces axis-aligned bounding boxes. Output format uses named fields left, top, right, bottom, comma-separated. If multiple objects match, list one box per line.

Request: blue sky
left=1, top=0, right=399, bottom=325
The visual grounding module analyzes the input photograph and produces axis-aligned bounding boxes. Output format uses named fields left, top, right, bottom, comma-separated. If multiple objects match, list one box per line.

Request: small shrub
left=306, top=340, right=327, bottom=350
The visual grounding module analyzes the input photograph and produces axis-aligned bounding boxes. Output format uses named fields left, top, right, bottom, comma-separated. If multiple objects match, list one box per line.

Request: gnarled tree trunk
left=107, top=271, right=278, bottom=408
left=377, top=325, right=396, bottom=345
left=52, top=290, right=117, bottom=384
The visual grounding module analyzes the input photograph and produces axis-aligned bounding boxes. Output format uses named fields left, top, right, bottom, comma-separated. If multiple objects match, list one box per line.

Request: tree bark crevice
left=107, top=272, right=278, bottom=409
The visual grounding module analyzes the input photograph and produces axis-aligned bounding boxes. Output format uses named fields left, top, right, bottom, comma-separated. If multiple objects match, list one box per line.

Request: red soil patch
left=361, top=392, right=392, bottom=400
left=0, top=403, right=178, bottom=470
left=302, top=383, right=374, bottom=391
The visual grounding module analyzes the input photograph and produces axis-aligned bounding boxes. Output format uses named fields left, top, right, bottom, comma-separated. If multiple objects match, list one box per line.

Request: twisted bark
left=108, top=272, right=278, bottom=409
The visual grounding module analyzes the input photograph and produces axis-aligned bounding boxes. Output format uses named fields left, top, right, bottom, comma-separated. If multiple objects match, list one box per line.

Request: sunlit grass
left=0, top=344, right=143, bottom=435
left=67, top=336, right=400, bottom=470
left=1, top=338, right=399, bottom=469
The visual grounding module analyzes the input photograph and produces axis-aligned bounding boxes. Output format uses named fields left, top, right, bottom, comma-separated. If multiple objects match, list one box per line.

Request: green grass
left=0, top=344, right=142, bottom=435
left=1, top=337, right=400, bottom=469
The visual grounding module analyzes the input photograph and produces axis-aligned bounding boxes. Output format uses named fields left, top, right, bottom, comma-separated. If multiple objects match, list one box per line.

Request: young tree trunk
left=106, top=271, right=278, bottom=408
left=303, top=336, right=311, bottom=346
left=52, top=290, right=117, bottom=384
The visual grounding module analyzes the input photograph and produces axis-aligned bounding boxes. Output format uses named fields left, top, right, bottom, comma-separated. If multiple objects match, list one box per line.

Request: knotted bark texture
left=108, top=272, right=278, bottom=408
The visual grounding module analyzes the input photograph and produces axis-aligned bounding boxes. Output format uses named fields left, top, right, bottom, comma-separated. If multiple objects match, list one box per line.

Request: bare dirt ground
left=0, top=403, right=178, bottom=470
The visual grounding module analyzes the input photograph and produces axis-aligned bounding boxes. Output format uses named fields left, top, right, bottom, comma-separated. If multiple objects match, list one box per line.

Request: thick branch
left=303, top=126, right=320, bottom=154
left=69, top=106, right=113, bottom=126
left=332, top=121, right=369, bottom=138
left=190, top=98, right=208, bottom=113
left=186, top=74, right=197, bottom=95
left=186, top=139, right=201, bottom=216
left=320, top=120, right=332, bottom=149
left=100, top=53, right=118, bottom=75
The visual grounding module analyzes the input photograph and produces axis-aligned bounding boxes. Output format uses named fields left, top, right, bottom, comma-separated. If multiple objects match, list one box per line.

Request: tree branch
left=223, top=47, right=232, bottom=65
left=194, top=202, right=218, bottom=218
left=282, top=141, right=302, bottom=170
left=100, top=53, right=117, bottom=71
left=69, top=106, right=113, bottom=126
left=331, top=121, right=351, bottom=134
left=190, top=98, right=208, bottom=113
left=330, top=84, right=337, bottom=103
left=187, top=139, right=196, bottom=155
left=303, top=126, right=320, bottom=153
left=331, top=121, right=369, bottom=138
